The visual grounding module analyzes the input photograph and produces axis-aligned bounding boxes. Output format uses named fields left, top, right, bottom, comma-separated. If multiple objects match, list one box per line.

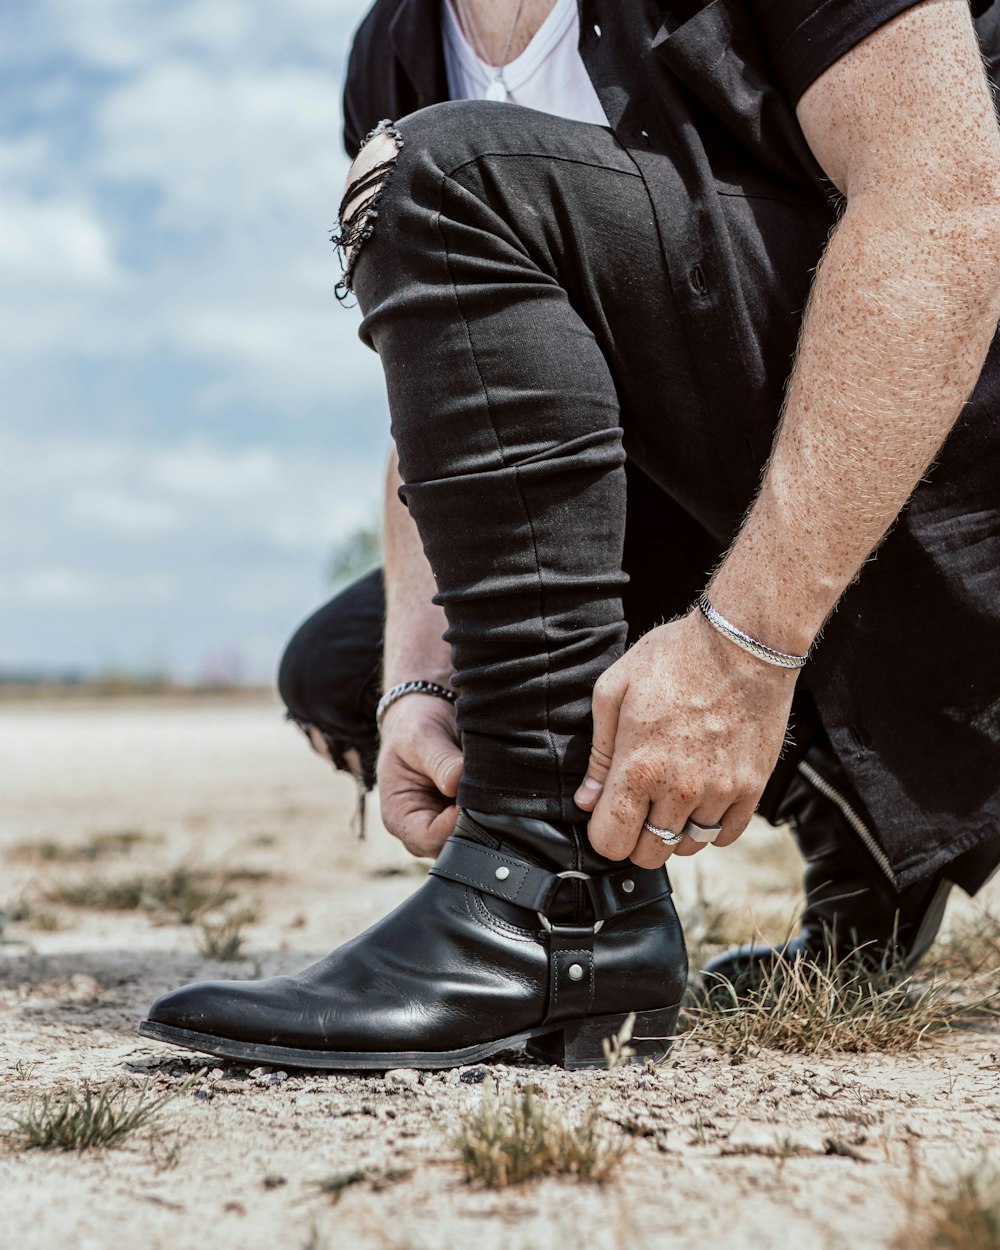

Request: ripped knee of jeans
left=332, top=119, right=404, bottom=301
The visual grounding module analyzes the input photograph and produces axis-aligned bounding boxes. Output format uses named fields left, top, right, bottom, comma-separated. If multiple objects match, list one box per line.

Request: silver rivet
left=495, top=866, right=510, bottom=881
left=593, top=23, right=602, bottom=36
left=621, top=878, right=635, bottom=894
left=568, top=963, right=584, bottom=981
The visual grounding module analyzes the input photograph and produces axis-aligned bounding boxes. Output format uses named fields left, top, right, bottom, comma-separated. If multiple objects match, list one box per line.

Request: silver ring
left=642, top=818, right=684, bottom=846
left=683, top=819, right=723, bottom=845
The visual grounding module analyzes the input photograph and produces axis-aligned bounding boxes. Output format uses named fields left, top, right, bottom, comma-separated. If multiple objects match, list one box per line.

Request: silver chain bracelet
left=697, top=594, right=810, bottom=670
left=375, top=680, right=457, bottom=731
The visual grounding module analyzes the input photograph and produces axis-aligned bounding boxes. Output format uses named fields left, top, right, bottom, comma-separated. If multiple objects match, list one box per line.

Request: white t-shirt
left=442, top=0, right=610, bottom=127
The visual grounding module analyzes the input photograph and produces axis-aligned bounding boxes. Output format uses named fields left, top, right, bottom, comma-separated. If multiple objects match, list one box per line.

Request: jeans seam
left=441, top=150, right=643, bottom=185
left=435, top=169, right=565, bottom=806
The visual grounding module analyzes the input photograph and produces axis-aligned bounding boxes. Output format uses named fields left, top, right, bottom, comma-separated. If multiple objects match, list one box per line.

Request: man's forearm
left=382, top=446, right=453, bottom=690
left=711, top=2, right=1000, bottom=657
left=710, top=195, right=1000, bottom=655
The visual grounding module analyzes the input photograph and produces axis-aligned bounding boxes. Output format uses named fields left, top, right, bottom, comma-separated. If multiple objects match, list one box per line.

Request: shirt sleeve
left=750, top=0, right=995, bottom=104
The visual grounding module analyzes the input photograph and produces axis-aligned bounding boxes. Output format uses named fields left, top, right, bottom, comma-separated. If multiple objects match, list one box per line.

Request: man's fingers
left=586, top=766, right=648, bottom=861
left=427, top=803, right=460, bottom=846
left=711, top=796, right=757, bottom=847
left=390, top=786, right=458, bottom=858
left=574, top=750, right=610, bottom=810
left=399, top=811, right=451, bottom=859
left=574, top=673, right=626, bottom=811
left=430, top=749, right=463, bottom=798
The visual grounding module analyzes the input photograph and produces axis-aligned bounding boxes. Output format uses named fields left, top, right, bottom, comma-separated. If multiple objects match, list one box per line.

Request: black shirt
left=341, top=0, right=1000, bottom=887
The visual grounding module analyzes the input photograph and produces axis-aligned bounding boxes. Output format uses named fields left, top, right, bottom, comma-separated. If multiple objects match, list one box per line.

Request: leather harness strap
left=430, top=837, right=672, bottom=1028
left=545, top=925, right=596, bottom=1024
left=429, top=836, right=671, bottom=923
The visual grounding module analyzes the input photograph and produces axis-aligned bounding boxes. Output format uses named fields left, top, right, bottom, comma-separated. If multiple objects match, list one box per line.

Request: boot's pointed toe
left=144, top=977, right=306, bottom=1044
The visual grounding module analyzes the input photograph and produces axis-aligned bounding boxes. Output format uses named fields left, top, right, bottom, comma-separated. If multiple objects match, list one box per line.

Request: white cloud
left=1, top=432, right=384, bottom=558
left=68, top=489, right=178, bottom=534
left=0, top=196, right=124, bottom=288
left=32, top=0, right=362, bottom=73
left=96, top=60, right=346, bottom=225
left=0, top=39, right=379, bottom=391
left=11, top=567, right=176, bottom=607
left=146, top=442, right=281, bottom=499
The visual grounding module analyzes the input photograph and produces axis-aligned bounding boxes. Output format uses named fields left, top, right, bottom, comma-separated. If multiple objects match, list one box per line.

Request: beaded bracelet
left=375, top=680, right=457, bottom=731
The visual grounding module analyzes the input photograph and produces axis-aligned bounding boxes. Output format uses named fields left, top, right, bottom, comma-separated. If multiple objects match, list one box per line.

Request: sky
left=1, top=0, right=390, bottom=682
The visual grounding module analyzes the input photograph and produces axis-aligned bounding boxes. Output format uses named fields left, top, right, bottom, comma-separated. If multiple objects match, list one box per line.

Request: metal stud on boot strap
left=545, top=927, right=595, bottom=1025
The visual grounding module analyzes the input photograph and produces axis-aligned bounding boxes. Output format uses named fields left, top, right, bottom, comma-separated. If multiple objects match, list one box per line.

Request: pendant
left=484, top=76, right=509, bottom=102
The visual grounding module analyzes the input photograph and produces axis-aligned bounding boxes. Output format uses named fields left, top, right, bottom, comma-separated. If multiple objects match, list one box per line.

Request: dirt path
left=1, top=696, right=997, bottom=1250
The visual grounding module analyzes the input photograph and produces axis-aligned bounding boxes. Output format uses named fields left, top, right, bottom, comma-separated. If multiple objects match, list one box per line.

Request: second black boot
left=139, top=810, right=687, bottom=1071
left=704, top=739, right=1000, bottom=989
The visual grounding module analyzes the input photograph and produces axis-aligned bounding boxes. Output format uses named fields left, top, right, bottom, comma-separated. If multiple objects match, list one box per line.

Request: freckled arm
left=707, top=0, right=1000, bottom=653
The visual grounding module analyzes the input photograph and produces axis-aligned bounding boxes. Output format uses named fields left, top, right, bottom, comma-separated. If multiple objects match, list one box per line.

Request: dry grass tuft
left=601, top=1013, right=636, bottom=1071
left=196, top=907, right=258, bottom=960
left=23, top=907, right=65, bottom=932
left=9, top=1076, right=196, bottom=1152
left=48, top=866, right=259, bottom=924
left=452, top=1083, right=630, bottom=1188
left=684, top=951, right=1000, bottom=1056
left=313, top=1166, right=412, bottom=1204
left=895, top=1166, right=1000, bottom=1250
left=8, top=829, right=154, bottom=863
left=0, top=899, right=65, bottom=937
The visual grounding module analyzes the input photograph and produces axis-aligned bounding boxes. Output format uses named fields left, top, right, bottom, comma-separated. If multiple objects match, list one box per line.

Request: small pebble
left=459, top=1066, right=488, bottom=1085
left=263, top=1174, right=287, bottom=1189
left=262, top=1070, right=288, bottom=1085
left=446, top=1069, right=462, bottom=1085
left=387, top=1068, right=419, bottom=1087
left=194, top=1088, right=212, bottom=1101
left=208, top=1068, right=225, bottom=1082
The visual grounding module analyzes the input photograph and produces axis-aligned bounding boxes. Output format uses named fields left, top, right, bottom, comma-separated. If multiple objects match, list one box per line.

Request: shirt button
left=593, top=23, right=602, bottom=36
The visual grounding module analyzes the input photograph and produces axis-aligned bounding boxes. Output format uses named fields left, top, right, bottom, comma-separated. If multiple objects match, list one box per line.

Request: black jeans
left=336, top=102, right=742, bottom=819
left=327, top=100, right=831, bottom=821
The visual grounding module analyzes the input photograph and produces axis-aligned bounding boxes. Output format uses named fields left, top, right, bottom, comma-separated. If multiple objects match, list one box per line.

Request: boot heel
left=525, top=1004, right=681, bottom=1071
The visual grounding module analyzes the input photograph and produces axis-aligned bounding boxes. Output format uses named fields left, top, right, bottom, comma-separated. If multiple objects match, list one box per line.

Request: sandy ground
left=1, top=694, right=997, bottom=1250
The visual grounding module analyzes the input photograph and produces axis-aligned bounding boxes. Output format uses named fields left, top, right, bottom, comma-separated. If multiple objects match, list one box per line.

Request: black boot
left=703, top=741, right=1000, bottom=987
left=139, top=810, right=687, bottom=1071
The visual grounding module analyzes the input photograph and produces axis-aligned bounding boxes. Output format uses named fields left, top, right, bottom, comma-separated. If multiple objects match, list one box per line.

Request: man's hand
left=574, top=611, right=797, bottom=866
left=376, top=694, right=463, bottom=858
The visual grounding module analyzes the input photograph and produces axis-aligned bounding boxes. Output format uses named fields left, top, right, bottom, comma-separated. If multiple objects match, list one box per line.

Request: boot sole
left=137, top=1003, right=681, bottom=1073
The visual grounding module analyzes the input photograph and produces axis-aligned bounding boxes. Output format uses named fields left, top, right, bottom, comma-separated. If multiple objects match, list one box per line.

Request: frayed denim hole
left=331, top=120, right=404, bottom=303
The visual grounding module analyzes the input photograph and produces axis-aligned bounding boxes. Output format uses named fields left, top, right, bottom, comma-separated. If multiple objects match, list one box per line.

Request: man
left=141, top=0, right=1000, bottom=1071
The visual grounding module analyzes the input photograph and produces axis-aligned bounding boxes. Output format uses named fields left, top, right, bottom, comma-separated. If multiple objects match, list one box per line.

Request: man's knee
left=333, top=102, right=519, bottom=296
left=277, top=568, right=385, bottom=739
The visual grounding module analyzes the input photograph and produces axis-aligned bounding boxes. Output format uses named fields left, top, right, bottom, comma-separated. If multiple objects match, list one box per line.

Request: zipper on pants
left=797, top=759, right=898, bottom=889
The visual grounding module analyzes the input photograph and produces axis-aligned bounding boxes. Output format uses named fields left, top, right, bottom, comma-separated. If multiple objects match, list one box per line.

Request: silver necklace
left=453, top=0, right=528, bottom=102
